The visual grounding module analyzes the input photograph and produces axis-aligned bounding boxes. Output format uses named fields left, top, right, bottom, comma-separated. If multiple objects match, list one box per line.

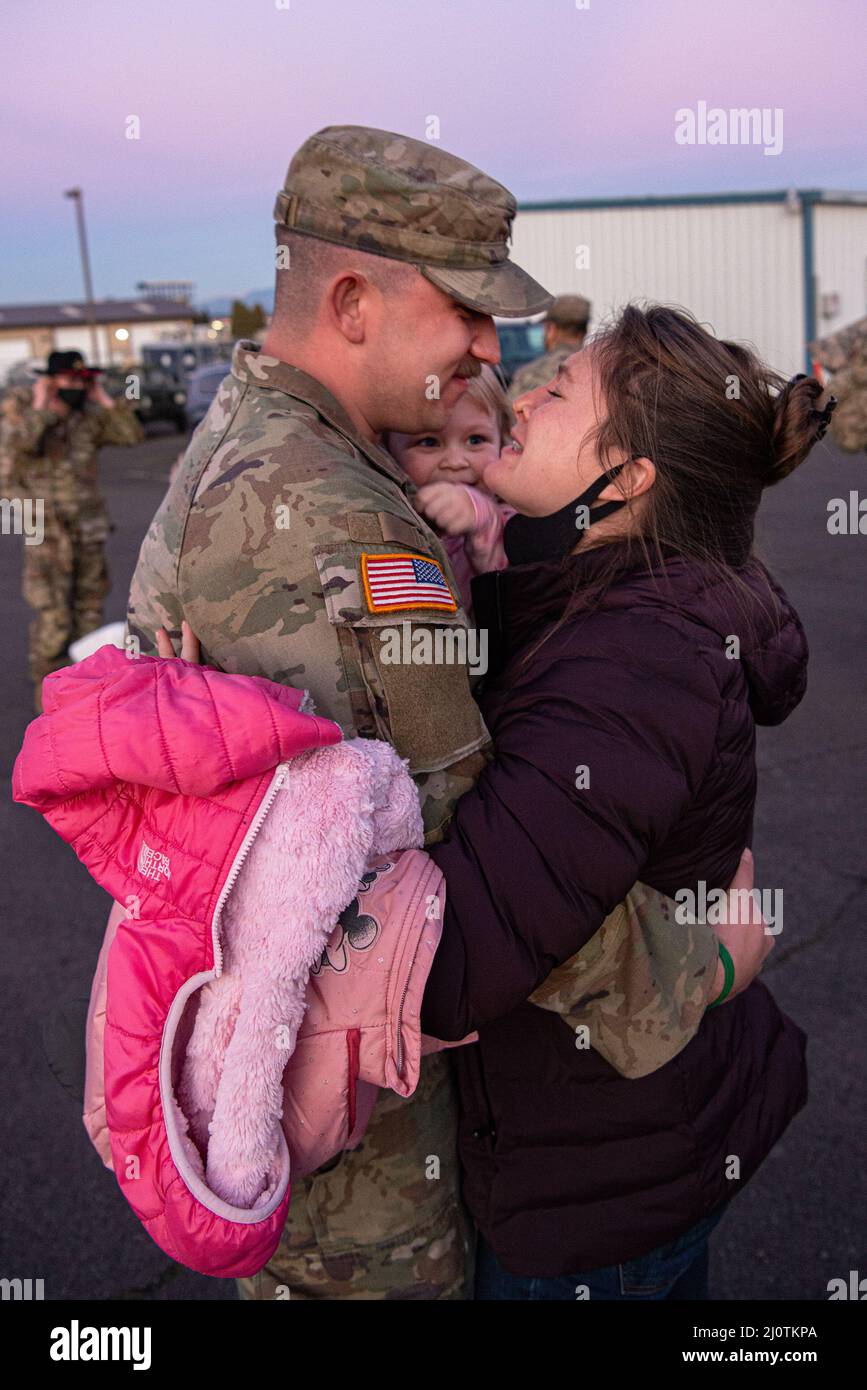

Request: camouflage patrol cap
left=274, top=125, right=552, bottom=319
left=546, top=295, right=591, bottom=329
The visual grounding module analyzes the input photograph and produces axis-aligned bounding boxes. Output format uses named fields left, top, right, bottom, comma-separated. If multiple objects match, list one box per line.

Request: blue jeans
left=474, top=1204, right=728, bottom=1301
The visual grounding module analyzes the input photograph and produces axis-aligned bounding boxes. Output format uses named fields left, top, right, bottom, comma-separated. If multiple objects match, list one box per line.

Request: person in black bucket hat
left=0, top=346, right=143, bottom=711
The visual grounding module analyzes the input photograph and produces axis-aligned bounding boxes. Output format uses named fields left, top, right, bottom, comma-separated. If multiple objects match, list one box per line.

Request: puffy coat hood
left=593, top=552, right=809, bottom=728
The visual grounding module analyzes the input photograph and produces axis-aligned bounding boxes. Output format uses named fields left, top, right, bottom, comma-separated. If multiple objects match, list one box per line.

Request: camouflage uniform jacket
left=0, top=386, right=143, bottom=540
left=811, top=316, right=867, bottom=453
left=508, top=343, right=576, bottom=400
left=128, top=341, right=490, bottom=842
left=829, top=346, right=867, bottom=454
left=128, top=341, right=718, bottom=1070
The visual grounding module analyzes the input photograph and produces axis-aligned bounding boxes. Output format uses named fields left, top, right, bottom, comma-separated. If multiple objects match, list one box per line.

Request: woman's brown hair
left=593, top=303, right=825, bottom=559
left=520, top=303, right=829, bottom=662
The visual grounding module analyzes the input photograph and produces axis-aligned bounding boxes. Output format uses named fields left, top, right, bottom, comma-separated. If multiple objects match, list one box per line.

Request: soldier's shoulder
left=509, top=352, right=554, bottom=395
left=187, top=440, right=421, bottom=581
left=195, top=387, right=409, bottom=524
left=844, top=355, right=867, bottom=383
left=208, top=380, right=358, bottom=474
left=508, top=362, right=531, bottom=393
left=830, top=362, right=867, bottom=396
left=541, top=347, right=571, bottom=372
left=2, top=385, right=34, bottom=419
left=515, top=352, right=546, bottom=377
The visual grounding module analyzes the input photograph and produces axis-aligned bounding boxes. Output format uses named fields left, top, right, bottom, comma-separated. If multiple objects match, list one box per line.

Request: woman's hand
left=155, top=620, right=202, bottom=663
left=710, top=848, right=775, bottom=1004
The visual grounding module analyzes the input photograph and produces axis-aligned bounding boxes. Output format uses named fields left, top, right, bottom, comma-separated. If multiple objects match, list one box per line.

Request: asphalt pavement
left=0, top=426, right=864, bottom=1300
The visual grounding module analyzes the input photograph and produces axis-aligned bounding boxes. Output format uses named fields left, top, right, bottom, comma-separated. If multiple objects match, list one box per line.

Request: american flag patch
left=361, top=552, right=457, bottom=614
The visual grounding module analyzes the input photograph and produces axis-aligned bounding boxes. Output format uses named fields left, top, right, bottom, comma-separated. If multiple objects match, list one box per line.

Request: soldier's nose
left=470, top=316, right=500, bottom=365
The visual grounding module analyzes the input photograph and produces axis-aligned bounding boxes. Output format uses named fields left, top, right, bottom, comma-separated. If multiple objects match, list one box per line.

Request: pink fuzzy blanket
left=177, top=737, right=423, bottom=1208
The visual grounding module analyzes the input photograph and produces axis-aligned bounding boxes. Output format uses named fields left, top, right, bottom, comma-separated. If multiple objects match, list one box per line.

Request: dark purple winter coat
left=421, top=540, right=809, bottom=1276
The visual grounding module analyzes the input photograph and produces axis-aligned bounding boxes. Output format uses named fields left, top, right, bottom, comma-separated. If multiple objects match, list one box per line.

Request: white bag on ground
left=69, top=622, right=127, bottom=663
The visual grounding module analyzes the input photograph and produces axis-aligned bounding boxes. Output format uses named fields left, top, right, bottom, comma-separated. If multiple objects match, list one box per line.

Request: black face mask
left=503, top=464, right=626, bottom=566
left=57, top=388, right=87, bottom=410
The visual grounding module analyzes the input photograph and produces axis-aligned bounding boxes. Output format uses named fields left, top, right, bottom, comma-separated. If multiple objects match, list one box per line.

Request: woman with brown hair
left=417, top=304, right=830, bottom=1300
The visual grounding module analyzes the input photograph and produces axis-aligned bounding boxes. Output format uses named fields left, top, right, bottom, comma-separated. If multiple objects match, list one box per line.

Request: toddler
left=385, top=365, right=515, bottom=614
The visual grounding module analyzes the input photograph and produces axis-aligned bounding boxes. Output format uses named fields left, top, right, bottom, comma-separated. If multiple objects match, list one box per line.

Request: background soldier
left=811, top=315, right=867, bottom=454
left=0, top=349, right=143, bottom=711
left=508, top=293, right=592, bottom=399
left=127, top=126, right=721, bottom=1300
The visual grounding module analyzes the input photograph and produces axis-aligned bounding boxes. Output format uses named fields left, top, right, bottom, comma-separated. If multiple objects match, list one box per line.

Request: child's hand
left=415, top=482, right=476, bottom=537
left=155, top=620, right=202, bottom=662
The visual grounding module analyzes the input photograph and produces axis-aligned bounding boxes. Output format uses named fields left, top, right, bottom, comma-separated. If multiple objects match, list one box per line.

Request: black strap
left=503, top=464, right=626, bottom=566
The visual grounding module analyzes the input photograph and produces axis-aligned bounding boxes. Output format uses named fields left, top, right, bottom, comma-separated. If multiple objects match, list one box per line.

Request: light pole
left=63, top=187, right=99, bottom=363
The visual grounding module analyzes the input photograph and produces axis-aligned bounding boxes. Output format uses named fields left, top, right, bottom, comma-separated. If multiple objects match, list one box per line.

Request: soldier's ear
left=328, top=272, right=367, bottom=344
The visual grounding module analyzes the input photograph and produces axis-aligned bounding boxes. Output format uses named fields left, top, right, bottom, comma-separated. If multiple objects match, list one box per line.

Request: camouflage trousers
left=236, top=1052, right=474, bottom=1300
left=23, top=519, right=109, bottom=697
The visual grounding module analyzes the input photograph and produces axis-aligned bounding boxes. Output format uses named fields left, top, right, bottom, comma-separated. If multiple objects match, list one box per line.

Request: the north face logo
left=137, top=840, right=171, bottom=882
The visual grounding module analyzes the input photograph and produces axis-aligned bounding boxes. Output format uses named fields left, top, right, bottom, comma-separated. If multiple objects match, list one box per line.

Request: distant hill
left=244, top=288, right=274, bottom=313
left=200, top=287, right=274, bottom=318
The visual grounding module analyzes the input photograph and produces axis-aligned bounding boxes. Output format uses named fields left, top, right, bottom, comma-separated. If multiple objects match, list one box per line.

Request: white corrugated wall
left=0, top=336, right=33, bottom=376
left=812, top=204, right=867, bottom=341
left=511, top=201, right=805, bottom=375
left=53, top=319, right=194, bottom=365
left=53, top=324, right=112, bottom=364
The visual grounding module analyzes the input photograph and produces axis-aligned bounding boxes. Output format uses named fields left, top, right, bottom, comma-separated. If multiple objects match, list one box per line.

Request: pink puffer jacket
left=12, top=646, right=458, bottom=1278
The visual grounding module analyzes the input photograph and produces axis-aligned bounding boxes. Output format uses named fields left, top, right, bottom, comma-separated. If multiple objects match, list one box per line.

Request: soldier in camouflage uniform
left=0, top=349, right=143, bottom=711
left=508, top=294, right=592, bottom=400
left=811, top=315, right=867, bottom=454
left=127, top=126, right=721, bottom=1300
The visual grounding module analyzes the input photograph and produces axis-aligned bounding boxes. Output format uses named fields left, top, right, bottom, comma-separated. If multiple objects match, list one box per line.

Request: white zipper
left=396, top=968, right=415, bottom=1076
left=210, top=761, right=289, bottom=976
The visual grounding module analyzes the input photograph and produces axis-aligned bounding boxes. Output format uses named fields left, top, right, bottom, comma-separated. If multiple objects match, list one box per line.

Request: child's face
left=387, top=394, right=502, bottom=489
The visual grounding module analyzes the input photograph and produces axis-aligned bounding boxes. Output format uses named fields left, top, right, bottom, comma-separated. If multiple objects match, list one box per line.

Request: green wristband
left=708, top=942, right=735, bottom=1009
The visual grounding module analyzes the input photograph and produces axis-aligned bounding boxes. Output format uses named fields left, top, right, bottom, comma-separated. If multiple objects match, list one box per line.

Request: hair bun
left=768, top=374, right=827, bottom=485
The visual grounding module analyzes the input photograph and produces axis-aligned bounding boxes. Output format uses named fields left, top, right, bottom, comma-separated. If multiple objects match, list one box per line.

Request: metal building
left=511, top=190, right=867, bottom=375
left=0, top=297, right=200, bottom=378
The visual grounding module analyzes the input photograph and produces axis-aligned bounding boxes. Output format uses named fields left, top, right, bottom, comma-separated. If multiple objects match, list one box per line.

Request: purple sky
left=3, top=0, right=865, bottom=304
